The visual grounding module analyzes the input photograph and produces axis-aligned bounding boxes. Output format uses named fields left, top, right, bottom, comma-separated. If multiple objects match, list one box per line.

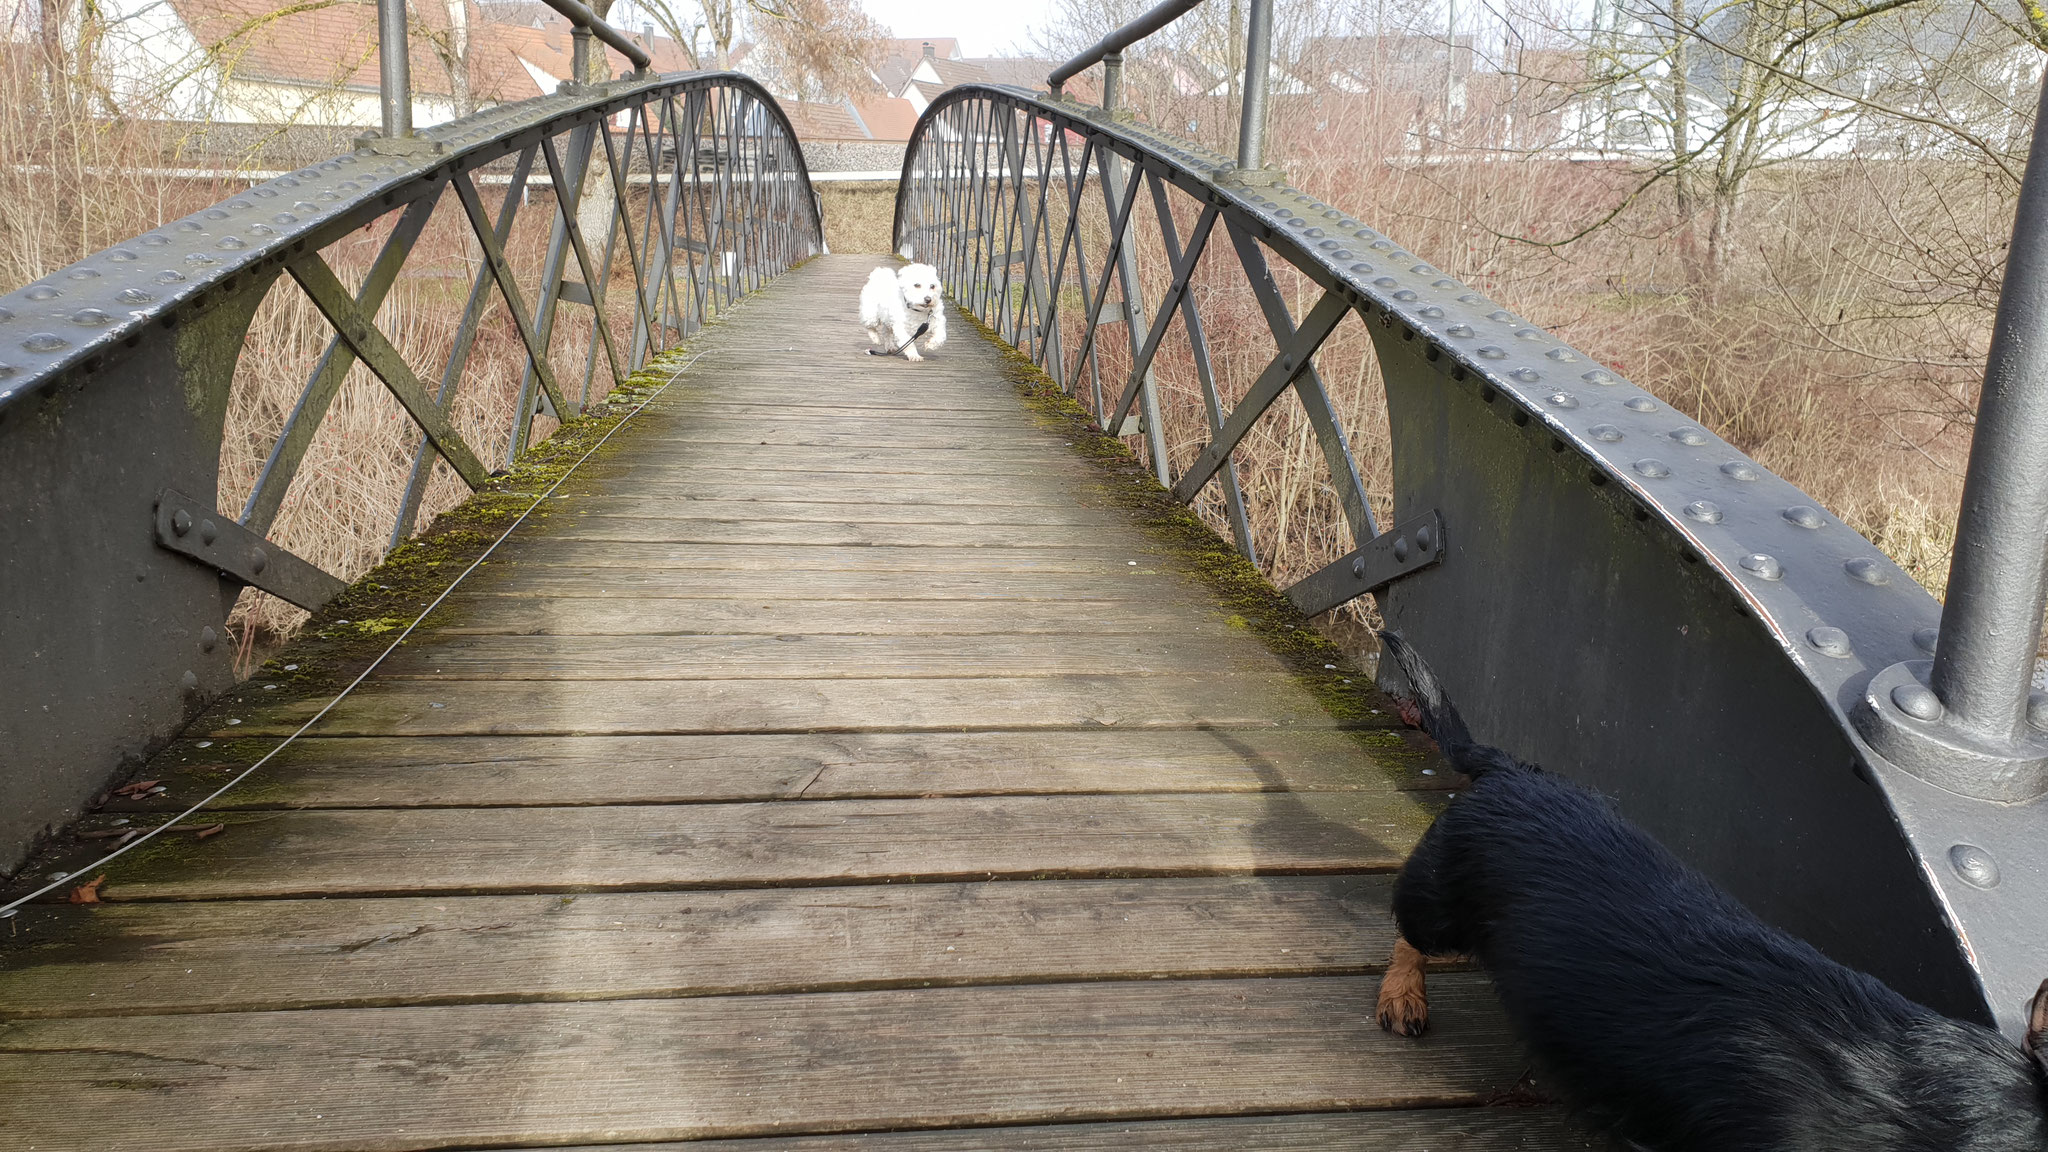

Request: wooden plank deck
left=0, top=256, right=1600, bottom=1150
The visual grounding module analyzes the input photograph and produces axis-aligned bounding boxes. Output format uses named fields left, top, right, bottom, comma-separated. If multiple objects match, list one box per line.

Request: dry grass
left=817, top=181, right=898, bottom=254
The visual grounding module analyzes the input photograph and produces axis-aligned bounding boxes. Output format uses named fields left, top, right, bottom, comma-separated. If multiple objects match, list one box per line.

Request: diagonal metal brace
left=1170, top=290, right=1353, bottom=504
left=1285, top=510, right=1445, bottom=617
left=451, top=171, right=573, bottom=422
left=286, top=253, right=492, bottom=489
left=155, top=488, right=347, bottom=611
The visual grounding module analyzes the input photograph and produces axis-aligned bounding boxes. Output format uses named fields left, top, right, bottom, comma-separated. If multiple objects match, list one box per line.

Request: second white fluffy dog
left=859, top=260, right=947, bottom=361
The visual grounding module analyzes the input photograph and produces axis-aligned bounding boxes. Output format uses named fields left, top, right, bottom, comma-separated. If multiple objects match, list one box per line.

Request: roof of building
left=164, top=0, right=688, bottom=102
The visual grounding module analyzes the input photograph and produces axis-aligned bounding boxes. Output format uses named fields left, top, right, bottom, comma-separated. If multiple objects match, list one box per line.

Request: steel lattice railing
left=0, top=72, right=821, bottom=874
left=892, top=84, right=2042, bottom=1039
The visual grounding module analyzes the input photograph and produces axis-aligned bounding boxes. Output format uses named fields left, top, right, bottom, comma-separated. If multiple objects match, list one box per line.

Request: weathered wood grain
left=117, top=727, right=1415, bottom=810
left=490, top=1111, right=1611, bottom=1151
left=214, top=675, right=1340, bottom=736
left=0, top=977, right=1527, bottom=1152
left=429, top=595, right=1229, bottom=635
left=368, top=632, right=1282, bottom=679
left=78, top=792, right=1418, bottom=900
left=0, top=876, right=1407, bottom=1016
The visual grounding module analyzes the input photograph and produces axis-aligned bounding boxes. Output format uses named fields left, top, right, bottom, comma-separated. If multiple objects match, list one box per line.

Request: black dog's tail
left=1376, top=630, right=1526, bottom=779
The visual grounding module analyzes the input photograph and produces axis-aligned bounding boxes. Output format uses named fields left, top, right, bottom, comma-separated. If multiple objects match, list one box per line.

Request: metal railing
left=892, top=77, right=2046, bottom=1038
left=0, top=72, right=822, bottom=877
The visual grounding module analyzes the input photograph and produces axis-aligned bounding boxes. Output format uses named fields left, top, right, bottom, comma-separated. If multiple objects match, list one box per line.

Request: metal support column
left=378, top=0, right=413, bottom=139
left=1237, top=0, right=1272, bottom=171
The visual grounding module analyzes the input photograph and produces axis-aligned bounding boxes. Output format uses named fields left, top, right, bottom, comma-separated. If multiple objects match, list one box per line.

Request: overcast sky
left=854, top=0, right=1063, bottom=57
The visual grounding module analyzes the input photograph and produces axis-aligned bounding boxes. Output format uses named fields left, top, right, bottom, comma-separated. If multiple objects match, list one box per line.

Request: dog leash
left=0, top=348, right=709, bottom=918
left=868, top=321, right=930, bottom=357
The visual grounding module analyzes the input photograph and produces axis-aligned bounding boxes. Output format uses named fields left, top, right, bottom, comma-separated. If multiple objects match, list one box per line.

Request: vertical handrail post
left=1933, top=74, right=2048, bottom=742
left=1854, top=72, right=2048, bottom=802
left=1237, top=0, right=1272, bottom=171
left=378, top=0, right=413, bottom=140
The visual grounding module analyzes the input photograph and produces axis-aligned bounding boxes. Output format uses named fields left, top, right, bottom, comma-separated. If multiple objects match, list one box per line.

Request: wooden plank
left=542, top=505, right=1130, bottom=530
left=565, top=446, right=1085, bottom=476
left=214, top=675, right=1341, bottom=737
left=554, top=474, right=1111, bottom=504
left=430, top=596, right=1231, bottom=635
left=491, top=542, right=1172, bottom=574
left=0, top=876, right=1408, bottom=1016
left=528, top=516, right=1130, bottom=541
left=443, top=569, right=1195, bottom=602
left=490, top=1111, right=1607, bottom=1151
left=0, top=976, right=1526, bottom=1151
left=120, top=728, right=1413, bottom=811
left=71, top=793, right=1418, bottom=900
left=368, top=632, right=1284, bottom=680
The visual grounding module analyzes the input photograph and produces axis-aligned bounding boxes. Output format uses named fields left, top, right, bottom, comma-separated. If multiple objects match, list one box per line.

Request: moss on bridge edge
left=969, top=312, right=1444, bottom=792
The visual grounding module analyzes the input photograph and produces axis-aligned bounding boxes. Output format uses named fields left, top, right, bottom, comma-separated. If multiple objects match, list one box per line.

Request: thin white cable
left=0, top=349, right=707, bottom=917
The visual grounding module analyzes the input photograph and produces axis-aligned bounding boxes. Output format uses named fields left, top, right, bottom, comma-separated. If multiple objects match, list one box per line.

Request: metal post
left=572, top=24, right=596, bottom=86
left=378, top=0, right=413, bottom=139
left=1236, top=0, right=1272, bottom=171
left=1102, top=52, right=1122, bottom=111
left=1932, top=75, right=2048, bottom=744
left=1853, top=72, right=2048, bottom=803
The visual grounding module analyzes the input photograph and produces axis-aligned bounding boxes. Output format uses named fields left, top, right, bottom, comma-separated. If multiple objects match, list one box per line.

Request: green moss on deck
left=969, top=310, right=1444, bottom=797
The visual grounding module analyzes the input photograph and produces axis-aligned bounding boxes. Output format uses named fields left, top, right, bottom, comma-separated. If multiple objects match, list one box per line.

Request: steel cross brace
left=1170, top=289, right=1352, bottom=505
left=285, top=251, right=492, bottom=489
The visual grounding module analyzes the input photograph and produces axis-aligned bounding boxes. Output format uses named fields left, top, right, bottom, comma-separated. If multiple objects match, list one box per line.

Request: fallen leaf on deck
left=68, top=875, right=107, bottom=904
left=111, top=780, right=162, bottom=798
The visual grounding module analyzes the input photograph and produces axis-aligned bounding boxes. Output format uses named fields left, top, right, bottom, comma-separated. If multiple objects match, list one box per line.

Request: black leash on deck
left=867, top=321, right=930, bottom=357
left=0, top=349, right=709, bottom=918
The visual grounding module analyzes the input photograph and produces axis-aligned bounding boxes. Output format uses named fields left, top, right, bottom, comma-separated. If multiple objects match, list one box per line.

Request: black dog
left=1373, top=629, right=2048, bottom=1151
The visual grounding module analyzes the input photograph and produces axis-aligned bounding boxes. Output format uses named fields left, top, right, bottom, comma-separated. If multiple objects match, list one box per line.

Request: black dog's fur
left=1376, top=629, right=2048, bottom=1151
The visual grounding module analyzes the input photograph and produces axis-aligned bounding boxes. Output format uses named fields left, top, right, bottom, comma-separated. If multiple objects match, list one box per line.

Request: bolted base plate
left=1853, top=660, right=2048, bottom=802
left=353, top=133, right=446, bottom=158
left=1214, top=165, right=1286, bottom=188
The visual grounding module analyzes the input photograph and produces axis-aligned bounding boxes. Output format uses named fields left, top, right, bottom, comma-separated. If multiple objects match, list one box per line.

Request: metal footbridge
left=3, top=1, right=2046, bottom=1147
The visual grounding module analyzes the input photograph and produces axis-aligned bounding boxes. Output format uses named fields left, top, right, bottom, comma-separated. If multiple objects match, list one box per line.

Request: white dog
left=859, top=258, right=947, bottom=361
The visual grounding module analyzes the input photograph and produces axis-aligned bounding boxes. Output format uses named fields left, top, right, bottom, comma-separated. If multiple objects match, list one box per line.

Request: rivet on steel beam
left=1632, top=459, right=1670, bottom=478
left=1542, top=389, right=1574, bottom=407
left=1589, top=424, right=1623, bottom=442
left=1683, top=500, right=1722, bottom=523
left=1806, top=626, right=1853, bottom=658
left=1351, top=556, right=1364, bottom=579
left=23, top=285, right=59, bottom=300
left=1913, top=627, right=1941, bottom=654
left=250, top=548, right=269, bottom=575
left=1720, top=462, right=1761, bottom=481
left=1844, top=558, right=1890, bottom=586
left=1416, top=524, right=1435, bottom=551
left=1546, top=348, right=1579, bottom=362
left=1477, top=346, right=1507, bottom=359
left=171, top=509, right=192, bottom=536
left=200, top=626, right=217, bottom=652
left=1393, top=535, right=1411, bottom=562
left=1514, top=328, right=1544, bottom=341
left=1582, top=369, right=1616, bottom=385
left=22, top=332, right=68, bottom=352
left=1782, top=505, right=1824, bottom=529
left=1948, top=843, right=1999, bottom=888
left=1623, top=396, right=1656, bottom=412
left=1488, top=310, right=1515, bottom=322
left=1669, top=428, right=1707, bottom=446
left=1739, top=553, right=1783, bottom=580
left=70, top=309, right=111, bottom=327
left=200, top=519, right=218, bottom=545
left=1893, top=682, right=1943, bottom=721
left=1419, top=306, right=1444, bottom=319
left=1447, top=324, right=1475, bottom=338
